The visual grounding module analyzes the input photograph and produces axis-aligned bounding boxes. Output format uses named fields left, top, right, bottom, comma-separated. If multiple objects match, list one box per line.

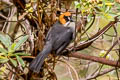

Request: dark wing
left=45, top=21, right=73, bottom=55
left=53, top=28, right=73, bottom=55
left=45, top=24, right=69, bottom=43
left=45, top=21, right=65, bottom=41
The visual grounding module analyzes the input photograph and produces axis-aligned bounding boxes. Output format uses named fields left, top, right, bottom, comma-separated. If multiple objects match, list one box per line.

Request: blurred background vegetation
left=0, top=0, right=120, bottom=80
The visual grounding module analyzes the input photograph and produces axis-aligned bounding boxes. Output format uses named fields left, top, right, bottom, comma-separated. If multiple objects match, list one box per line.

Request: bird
left=29, top=12, right=75, bottom=73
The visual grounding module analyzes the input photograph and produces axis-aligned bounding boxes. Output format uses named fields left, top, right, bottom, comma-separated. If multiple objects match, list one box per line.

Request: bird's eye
left=64, top=16, right=70, bottom=22
left=64, top=16, right=68, bottom=19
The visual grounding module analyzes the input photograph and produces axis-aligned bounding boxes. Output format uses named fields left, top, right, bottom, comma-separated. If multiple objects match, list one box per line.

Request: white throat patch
left=63, top=21, right=70, bottom=27
left=68, top=22, right=75, bottom=30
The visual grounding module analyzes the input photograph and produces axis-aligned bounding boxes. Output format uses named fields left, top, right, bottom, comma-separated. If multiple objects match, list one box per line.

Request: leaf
left=0, top=34, right=11, bottom=48
left=117, top=12, right=120, bottom=15
left=16, top=55, right=25, bottom=67
left=102, top=0, right=106, bottom=11
left=15, top=52, right=31, bottom=56
left=0, top=55, right=6, bottom=59
left=0, top=53, right=7, bottom=56
left=10, top=58, right=17, bottom=67
left=0, top=66, right=6, bottom=74
left=99, top=50, right=106, bottom=57
left=104, top=13, right=114, bottom=21
left=105, top=6, right=110, bottom=13
left=0, top=47, right=7, bottom=53
left=6, top=35, right=12, bottom=46
left=14, top=35, right=29, bottom=50
left=0, top=58, right=9, bottom=63
left=105, top=2, right=114, bottom=6
left=8, top=43, right=16, bottom=53
left=74, top=1, right=81, bottom=8
left=87, top=14, right=93, bottom=22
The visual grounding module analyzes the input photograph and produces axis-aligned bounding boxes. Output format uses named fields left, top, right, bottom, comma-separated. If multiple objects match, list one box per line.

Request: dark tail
left=29, top=44, right=52, bottom=73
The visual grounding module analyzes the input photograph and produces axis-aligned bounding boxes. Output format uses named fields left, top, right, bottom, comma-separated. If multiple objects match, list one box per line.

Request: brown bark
left=69, top=52, right=120, bottom=67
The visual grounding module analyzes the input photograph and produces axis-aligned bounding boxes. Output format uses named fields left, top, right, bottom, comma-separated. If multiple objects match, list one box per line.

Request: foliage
left=1, top=0, right=120, bottom=80
left=74, top=0, right=117, bottom=21
left=0, top=34, right=29, bottom=67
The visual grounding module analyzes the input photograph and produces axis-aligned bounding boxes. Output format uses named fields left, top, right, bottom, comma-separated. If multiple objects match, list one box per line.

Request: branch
left=86, top=68, right=115, bottom=80
left=1, top=0, right=13, bottom=6
left=69, top=52, right=120, bottom=67
left=64, top=16, right=119, bottom=53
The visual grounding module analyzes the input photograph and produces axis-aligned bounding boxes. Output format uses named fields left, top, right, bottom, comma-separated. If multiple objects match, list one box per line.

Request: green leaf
left=0, top=66, right=6, bottom=74
left=0, top=34, right=11, bottom=48
left=105, top=2, right=114, bottom=6
left=0, top=56, right=9, bottom=63
left=117, top=12, right=120, bottom=15
left=104, top=13, right=114, bottom=21
left=0, top=53, right=7, bottom=56
left=74, top=1, right=81, bottom=8
left=8, top=43, right=16, bottom=53
left=10, top=58, right=17, bottom=67
left=15, top=52, right=31, bottom=56
left=102, top=0, right=106, bottom=12
left=0, top=47, right=7, bottom=53
left=6, top=35, right=12, bottom=46
left=16, top=55, right=25, bottom=67
left=0, top=56, right=6, bottom=59
left=14, top=35, right=29, bottom=50
left=105, top=6, right=110, bottom=13
left=0, top=58, right=9, bottom=63
left=87, top=14, right=92, bottom=22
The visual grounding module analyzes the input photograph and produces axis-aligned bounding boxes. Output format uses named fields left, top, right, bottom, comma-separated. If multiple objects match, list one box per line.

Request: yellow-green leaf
left=16, top=55, right=25, bottom=67
left=0, top=47, right=7, bottom=53
left=10, top=58, right=17, bottom=67
left=15, top=53, right=31, bottom=56
left=0, top=58, right=9, bottom=63
left=0, top=34, right=11, bottom=48
left=15, top=35, right=28, bottom=50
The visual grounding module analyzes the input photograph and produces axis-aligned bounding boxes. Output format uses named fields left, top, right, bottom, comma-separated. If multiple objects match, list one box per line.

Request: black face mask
left=64, top=16, right=73, bottom=22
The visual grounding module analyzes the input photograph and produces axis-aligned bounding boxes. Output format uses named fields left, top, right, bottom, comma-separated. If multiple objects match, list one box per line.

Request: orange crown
left=59, top=12, right=71, bottom=24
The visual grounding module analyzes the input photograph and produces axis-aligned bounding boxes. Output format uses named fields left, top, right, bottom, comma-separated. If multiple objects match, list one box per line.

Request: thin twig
left=59, top=59, right=79, bottom=80
left=86, top=68, right=115, bottom=80
left=1, top=0, right=13, bottom=6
